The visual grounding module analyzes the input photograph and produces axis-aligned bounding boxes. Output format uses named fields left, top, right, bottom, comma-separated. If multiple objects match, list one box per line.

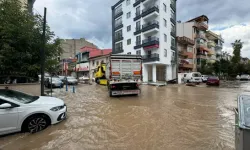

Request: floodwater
left=1, top=81, right=250, bottom=150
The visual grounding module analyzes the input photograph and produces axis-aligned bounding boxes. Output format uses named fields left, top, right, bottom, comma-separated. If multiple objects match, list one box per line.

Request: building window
left=172, top=51, right=175, bottom=59
left=115, top=17, right=122, bottom=28
left=127, top=25, right=131, bottom=32
left=127, top=39, right=131, bottom=45
left=164, top=19, right=167, bottom=27
left=163, top=3, right=166, bottom=12
left=136, top=21, right=141, bottom=31
left=115, top=42, right=123, bottom=52
left=92, top=60, right=95, bottom=66
left=136, top=6, right=140, bottom=16
left=127, top=12, right=131, bottom=19
left=171, top=37, right=175, bottom=46
left=136, top=50, right=141, bottom=55
left=127, top=52, right=131, bottom=55
left=115, top=5, right=122, bottom=15
left=115, top=30, right=123, bottom=40
left=187, top=47, right=192, bottom=52
left=126, top=0, right=130, bottom=5
left=164, top=49, right=167, bottom=57
left=171, top=24, right=175, bottom=32
left=164, top=34, right=167, bottom=42
left=136, top=35, right=141, bottom=45
left=96, top=61, right=99, bottom=66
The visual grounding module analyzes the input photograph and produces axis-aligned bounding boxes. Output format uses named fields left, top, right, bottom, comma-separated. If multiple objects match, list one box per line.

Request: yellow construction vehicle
left=94, top=63, right=108, bottom=85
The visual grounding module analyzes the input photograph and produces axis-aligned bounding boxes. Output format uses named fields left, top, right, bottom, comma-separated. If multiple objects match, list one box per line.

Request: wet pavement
left=1, top=81, right=250, bottom=150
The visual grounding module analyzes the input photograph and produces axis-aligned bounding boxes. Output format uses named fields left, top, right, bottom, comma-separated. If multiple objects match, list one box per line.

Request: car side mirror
left=0, top=103, right=13, bottom=109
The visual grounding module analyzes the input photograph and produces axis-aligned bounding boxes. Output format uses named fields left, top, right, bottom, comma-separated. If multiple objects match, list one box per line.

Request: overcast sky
left=34, top=0, right=250, bottom=57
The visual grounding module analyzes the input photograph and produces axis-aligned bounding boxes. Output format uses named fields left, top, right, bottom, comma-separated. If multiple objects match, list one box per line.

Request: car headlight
left=50, top=105, right=64, bottom=111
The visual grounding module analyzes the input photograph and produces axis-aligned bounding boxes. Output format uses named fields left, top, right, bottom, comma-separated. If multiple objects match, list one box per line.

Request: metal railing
left=142, top=20, right=159, bottom=28
left=142, top=5, right=159, bottom=13
left=142, top=37, right=159, bottom=44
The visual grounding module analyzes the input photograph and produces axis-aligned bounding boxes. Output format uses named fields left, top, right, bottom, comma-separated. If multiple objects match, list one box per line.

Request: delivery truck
left=105, top=54, right=142, bottom=97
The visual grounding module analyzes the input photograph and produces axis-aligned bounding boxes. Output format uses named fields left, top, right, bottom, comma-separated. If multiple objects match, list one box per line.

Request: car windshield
left=192, top=73, right=201, bottom=77
left=0, top=89, right=39, bottom=104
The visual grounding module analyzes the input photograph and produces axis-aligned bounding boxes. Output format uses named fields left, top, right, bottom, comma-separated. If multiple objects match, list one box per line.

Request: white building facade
left=111, top=0, right=177, bottom=83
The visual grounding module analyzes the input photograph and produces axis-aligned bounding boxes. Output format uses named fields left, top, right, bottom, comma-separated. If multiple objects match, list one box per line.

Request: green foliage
left=231, top=40, right=243, bottom=64
left=0, top=0, right=62, bottom=76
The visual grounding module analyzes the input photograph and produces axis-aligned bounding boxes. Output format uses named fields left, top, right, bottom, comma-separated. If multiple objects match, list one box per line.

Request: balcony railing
left=134, top=41, right=142, bottom=49
left=170, top=0, right=176, bottom=11
left=114, top=23, right=123, bottom=31
left=113, top=47, right=123, bottom=54
left=134, top=26, right=141, bottom=35
left=141, top=20, right=159, bottom=32
left=114, top=36, right=123, bottom=42
left=134, top=12, right=141, bottom=21
left=114, top=10, right=123, bottom=19
left=170, top=15, right=176, bottom=24
left=133, top=0, right=141, bottom=7
left=142, top=53, right=160, bottom=62
left=141, top=5, right=159, bottom=18
left=171, top=29, right=176, bottom=37
left=177, top=36, right=195, bottom=45
left=141, top=37, right=159, bottom=47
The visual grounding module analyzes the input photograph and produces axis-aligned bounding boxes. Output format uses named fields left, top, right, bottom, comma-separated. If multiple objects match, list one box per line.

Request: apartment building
left=111, top=0, right=177, bottom=83
left=60, top=38, right=97, bottom=60
left=20, top=0, right=36, bottom=13
left=206, top=30, right=224, bottom=61
left=177, top=15, right=210, bottom=72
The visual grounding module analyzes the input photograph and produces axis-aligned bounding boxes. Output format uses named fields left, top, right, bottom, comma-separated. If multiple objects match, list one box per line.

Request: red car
left=206, top=76, right=220, bottom=86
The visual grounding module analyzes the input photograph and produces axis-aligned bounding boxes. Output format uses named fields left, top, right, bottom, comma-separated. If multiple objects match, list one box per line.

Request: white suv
left=0, top=89, right=67, bottom=136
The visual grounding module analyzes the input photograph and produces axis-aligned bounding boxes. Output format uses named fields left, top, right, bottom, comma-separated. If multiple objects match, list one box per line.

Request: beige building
left=19, top=0, right=35, bottom=13
left=60, top=38, right=97, bottom=60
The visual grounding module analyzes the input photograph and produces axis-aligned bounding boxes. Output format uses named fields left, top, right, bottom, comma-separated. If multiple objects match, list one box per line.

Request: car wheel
left=24, top=115, right=50, bottom=133
left=109, top=90, right=113, bottom=97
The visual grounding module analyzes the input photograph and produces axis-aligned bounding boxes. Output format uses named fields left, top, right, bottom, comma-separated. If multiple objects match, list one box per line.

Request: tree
left=231, top=40, right=243, bottom=64
left=0, top=0, right=61, bottom=78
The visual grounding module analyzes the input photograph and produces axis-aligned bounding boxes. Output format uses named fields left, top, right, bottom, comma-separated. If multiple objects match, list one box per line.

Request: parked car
left=45, top=77, right=64, bottom=88
left=0, top=89, right=67, bottom=136
left=183, top=72, right=202, bottom=83
left=201, top=75, right=209, bottom=82
left=206, top=76, right=220, bottom=86
left=58, top=76, right=65, bottom=81
left=63, top=76, right=78, bottom=85
left=236, top=75, right=241, bottom=80
left=240, top=74, right=250, bottom=81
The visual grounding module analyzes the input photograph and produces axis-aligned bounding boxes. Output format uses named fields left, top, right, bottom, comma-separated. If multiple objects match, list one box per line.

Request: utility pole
left=40, top=7, right=47, bottom=96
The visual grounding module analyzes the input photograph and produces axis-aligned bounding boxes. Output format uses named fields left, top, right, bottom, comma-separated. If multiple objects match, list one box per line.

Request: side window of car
left=0, top=99, right=6, bottom=105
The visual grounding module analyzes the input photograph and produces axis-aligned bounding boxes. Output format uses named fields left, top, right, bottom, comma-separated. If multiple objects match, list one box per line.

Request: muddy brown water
left=1, top=81, right=250, bottom=150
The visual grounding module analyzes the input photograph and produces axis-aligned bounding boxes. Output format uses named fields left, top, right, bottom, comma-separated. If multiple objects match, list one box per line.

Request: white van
left=183, top=72, right=202, bottom=83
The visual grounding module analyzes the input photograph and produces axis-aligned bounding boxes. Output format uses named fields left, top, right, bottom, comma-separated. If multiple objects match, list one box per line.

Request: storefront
left=75, top=62, right=89, bottom=78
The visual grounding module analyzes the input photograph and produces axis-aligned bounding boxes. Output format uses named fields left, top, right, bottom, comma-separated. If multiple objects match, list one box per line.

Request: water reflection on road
left=1, top=81, right=250, bottom=150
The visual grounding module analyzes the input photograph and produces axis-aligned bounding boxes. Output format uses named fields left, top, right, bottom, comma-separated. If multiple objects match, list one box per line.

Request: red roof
left=79, top=46, right=112, bottom=59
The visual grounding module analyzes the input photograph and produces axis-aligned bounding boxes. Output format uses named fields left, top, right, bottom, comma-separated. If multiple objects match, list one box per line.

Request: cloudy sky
left=34, top=0, right=250, bottom=57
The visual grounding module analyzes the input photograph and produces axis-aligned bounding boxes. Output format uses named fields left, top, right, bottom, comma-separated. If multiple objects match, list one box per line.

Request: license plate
left=122, top=90, right=139, bottom=95
left=112, top=90, right=139, bottom=95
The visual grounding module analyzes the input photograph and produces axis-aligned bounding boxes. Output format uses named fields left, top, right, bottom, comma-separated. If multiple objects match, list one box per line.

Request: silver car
left=64, top=76, right=78, bottom=85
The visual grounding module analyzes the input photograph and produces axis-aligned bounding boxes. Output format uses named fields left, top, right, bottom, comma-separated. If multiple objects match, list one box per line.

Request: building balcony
left=114, top=36, right=123, bottom=42
left=196, top=44, right=210, bottom=53
left=171, top=44, right=176, bottom=51
left=113, top=47, right=124, bottom=54
left=195, top=34, right=206, bottom=40
left=134, top=27, right=141, bottom=35
left=196, top=53, right=207, bottom=59
left=114, top=23, right=123, bottom=31
left=133, top=0, right=141, bottom=7
left=142, top=53, right=160, bottom=62
left=171, top=57, right=176, bottom=64
left=182, top=51, right=194, bottom=58
left=194, top=22, right=208, bottom=30
left=134, top=12, right=141, bottom=21
left=134, top=41, right=142, bottom=49
left=114, top=10, right=123, bottom=19
left=171, top=29, right=176, bottom=37
left=170, top=16, right=176, bottom=25
left=179, top=63, right=193, bottom=69
left=141, top=20, right=159, bottom=34
left=170, top=2, right=176, bottom=12
left=141, top=37, right=159, bottom=48
left=177, top=36, right=195, bottom=45
left=141, top=5, right=159, bottom=19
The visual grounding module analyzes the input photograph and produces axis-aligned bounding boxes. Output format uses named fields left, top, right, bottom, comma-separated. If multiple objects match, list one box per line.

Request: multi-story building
left=60, top=38, right=97, bottom=60
left=20, top=0, right=36, bottom=13
left=206, top=30, right=224, bottom=62
left=177, top=15, right=210, bottom=72
left=111, top=0, right=177, bottom=83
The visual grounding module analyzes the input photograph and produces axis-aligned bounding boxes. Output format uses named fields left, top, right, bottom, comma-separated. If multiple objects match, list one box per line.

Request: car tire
left=109, top=90, right=113, bottom=97
left=23, top=114, right=50, bottom=133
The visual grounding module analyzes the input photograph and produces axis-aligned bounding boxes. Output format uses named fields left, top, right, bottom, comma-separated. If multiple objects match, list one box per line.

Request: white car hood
left=30, top=96, right=64, bottom=106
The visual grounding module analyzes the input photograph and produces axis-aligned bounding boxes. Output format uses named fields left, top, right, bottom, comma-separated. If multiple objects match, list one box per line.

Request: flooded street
left=1, top=81, right=250, bottom=150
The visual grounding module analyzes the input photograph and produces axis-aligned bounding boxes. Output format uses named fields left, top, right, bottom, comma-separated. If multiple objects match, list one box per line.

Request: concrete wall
left=60, top=38, right=97, bottom=60
left=177, top=22, right=194, bottom=40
